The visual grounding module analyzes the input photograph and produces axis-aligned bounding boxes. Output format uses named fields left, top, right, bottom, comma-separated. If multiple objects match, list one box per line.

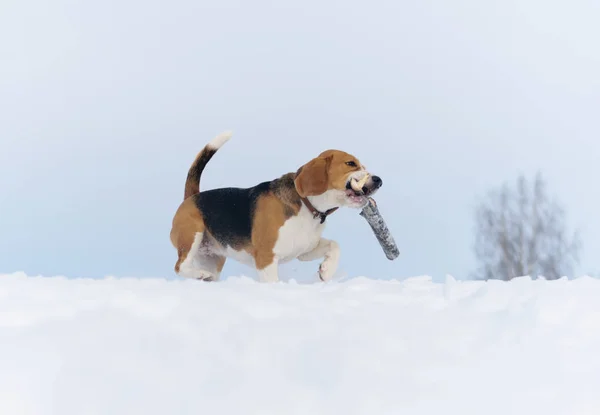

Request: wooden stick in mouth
left=350, top=174, right=370, bottom=193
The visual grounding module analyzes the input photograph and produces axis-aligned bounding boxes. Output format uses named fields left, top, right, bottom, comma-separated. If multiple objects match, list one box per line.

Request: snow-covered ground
left=1, top=272, right=600, bottom=415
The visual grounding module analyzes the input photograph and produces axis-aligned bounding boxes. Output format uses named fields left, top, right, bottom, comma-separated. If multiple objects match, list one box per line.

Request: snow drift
left=1, top=272, right=599, bottom=415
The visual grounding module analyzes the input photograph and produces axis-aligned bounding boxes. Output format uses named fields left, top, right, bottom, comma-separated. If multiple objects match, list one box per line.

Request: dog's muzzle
left=346, top=175, right=383, bottom=197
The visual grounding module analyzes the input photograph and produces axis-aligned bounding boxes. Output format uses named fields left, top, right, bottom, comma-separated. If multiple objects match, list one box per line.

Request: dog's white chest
left=273, top=207, right=324, bottom=263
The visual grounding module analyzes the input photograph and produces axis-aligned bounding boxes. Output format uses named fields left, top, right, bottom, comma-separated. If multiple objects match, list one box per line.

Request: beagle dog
left=169, top=131, right=383, bottom=282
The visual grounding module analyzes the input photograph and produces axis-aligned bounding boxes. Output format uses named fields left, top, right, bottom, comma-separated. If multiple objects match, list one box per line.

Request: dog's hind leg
left=174, top=232, right=221, bottom=281
left=298, top=238, right=340, bottom=281
left=198, top=254, right=226, bottom=281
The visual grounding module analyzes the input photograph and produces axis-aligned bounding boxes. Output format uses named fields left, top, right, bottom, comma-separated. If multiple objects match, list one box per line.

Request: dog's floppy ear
left=294, top=155, right=332, bottom=197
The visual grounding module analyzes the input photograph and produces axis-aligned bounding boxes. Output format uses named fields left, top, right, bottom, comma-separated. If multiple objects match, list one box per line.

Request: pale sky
left=1, top=0, right=598, bottom=281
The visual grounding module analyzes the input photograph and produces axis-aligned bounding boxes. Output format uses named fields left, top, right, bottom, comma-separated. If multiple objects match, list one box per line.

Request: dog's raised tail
left=183, top=130, right=232, bottom=200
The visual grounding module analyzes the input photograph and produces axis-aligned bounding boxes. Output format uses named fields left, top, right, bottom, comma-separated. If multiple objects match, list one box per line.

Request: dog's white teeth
left=350, top=175, right=370, bottom=192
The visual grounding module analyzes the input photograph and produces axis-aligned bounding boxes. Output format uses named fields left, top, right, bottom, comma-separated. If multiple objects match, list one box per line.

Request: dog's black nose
left=372, top=175, right=382, bottom=187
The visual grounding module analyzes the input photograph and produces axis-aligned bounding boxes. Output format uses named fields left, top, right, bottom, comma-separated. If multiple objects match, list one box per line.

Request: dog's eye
left=345, top=161, right=357, bottom=167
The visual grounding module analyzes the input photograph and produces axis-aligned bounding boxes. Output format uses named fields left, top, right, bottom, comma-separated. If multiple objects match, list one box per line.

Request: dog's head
left=294, top=149, right=382, bottom=209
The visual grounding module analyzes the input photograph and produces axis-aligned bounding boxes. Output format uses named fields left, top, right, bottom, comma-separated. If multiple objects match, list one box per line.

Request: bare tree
left=472, top=172, right=581, bottom=281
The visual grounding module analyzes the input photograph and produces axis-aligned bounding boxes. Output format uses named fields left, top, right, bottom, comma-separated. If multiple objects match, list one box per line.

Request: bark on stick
left=359, top=198, right=399, bottom=260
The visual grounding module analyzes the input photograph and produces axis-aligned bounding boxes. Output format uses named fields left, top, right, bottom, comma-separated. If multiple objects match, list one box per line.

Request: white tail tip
left=208, top=130, right=233, bottom=149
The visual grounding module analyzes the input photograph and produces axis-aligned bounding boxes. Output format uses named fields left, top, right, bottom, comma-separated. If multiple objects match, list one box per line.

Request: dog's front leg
left=256, top=256, right=279, bottom=283
left=298, top=238, right=340, bottom=281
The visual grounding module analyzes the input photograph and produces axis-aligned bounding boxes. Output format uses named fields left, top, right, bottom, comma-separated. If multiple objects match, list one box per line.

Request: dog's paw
left=318, top=260, right=336, bottom=282
left=193, top=270, right=216, bottom=281
left=318, top=241, right=340, bottom=282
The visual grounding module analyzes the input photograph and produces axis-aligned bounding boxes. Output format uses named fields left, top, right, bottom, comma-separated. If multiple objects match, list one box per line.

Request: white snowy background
left=2, top=272, right=600, bottom=415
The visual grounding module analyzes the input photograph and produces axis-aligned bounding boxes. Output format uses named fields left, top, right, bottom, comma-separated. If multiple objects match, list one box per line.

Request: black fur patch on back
left=194, top=181, right=272, bottom=249
left=193, top=173, right=302, bottom=250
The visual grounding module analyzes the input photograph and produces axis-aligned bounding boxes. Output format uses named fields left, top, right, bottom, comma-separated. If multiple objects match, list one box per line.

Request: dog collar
left=300, top=197, right=338, bottom=224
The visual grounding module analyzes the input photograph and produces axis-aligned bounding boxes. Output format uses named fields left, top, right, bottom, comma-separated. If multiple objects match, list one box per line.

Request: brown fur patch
left=294, top=156, right=332, bottom=197
left=170, top=197, right=206, bottom=273
left=250, top=192, right=291, bottom=269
